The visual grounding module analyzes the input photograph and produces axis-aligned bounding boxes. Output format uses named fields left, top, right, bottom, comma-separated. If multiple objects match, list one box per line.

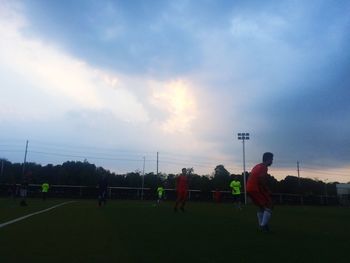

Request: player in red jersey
left=174, top=168, right=188, bottom=212
left=247, top=152, right=274, bottom=232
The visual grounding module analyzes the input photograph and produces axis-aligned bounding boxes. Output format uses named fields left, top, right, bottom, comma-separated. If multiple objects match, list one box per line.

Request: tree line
left=0, top=160, right=338, bottom=196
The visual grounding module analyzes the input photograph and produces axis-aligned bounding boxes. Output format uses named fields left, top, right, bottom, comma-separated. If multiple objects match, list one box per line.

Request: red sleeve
left=257, top=166, right=269, bottom=192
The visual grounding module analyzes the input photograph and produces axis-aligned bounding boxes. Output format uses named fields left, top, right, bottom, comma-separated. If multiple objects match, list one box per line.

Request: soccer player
left=247, top=152, right=274, bottom=232
left=229, top=176, right=242, bottom=209
left=10, top=181, right=18, bottom=199
left=213, top=188, right=222, bottom=203
left=97, top=175, right=108, bottom=207
left=41, top=181, right=49, bottom=201
left=174, top=168, right=188, bottom=212
left=156, top=185, right=165, bottom=204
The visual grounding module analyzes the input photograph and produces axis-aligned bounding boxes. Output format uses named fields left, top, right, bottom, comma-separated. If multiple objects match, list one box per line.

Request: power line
left=29, top=139, right=157, bottom=155
left=29, top=150, right=152, bottom=163
left=1, top=140, right=349, bottom=178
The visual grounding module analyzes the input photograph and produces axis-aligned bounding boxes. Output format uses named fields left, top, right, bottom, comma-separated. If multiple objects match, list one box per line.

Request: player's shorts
left=232, top=194, right=241, bottom=202
left=177, top=189, right=188, bottom=200
left=20, top=189, right=27, bottom=198
left=99, top=190, right=107, bottom=199
left=247, top=191, right=272, bottom=208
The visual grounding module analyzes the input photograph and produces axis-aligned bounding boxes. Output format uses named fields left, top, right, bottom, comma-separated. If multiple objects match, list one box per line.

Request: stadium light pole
left=237, top=133, right=249, bottom=205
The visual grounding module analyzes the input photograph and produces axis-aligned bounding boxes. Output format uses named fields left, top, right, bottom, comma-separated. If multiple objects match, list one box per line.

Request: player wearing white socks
left=246, top=152, right=274, bottom=232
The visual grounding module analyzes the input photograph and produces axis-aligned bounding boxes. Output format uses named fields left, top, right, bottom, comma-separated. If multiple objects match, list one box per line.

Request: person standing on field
left=156, top=185, right=165, bottom=204
left=41, top=182, right=49, bottom=201
left=97, top=175, right=108, bottom=207
left=213, top=189, right=222, bottom=203
left=247, top=152, right=274, bottom=232
left=229, top=176, right=241, bottom=209
left=174, top=168, right=188, bottom=212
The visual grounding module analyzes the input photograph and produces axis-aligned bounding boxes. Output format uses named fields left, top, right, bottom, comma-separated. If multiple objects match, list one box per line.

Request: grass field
left=0, top=198, right=349, bottom=263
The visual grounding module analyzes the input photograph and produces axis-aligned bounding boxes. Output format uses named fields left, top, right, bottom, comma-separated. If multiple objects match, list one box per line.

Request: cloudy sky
left=1, top=0, right=349, bottom=182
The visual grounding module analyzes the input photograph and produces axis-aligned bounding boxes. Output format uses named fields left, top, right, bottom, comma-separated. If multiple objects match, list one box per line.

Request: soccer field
left=0, top=198, right=349, bottom=263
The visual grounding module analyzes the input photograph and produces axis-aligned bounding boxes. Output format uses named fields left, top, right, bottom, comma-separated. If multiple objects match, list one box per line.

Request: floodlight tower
left=237, top=133, right=249, bottom=205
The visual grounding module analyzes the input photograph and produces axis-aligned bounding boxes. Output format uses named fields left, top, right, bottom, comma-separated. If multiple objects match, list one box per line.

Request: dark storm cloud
left=255, top=55, right=350, bottom=168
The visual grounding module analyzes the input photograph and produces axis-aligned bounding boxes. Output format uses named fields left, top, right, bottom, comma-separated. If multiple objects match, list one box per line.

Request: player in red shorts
left=174, top=168, right=188, bottom=212
left=247, top=152, right=274, bottom=232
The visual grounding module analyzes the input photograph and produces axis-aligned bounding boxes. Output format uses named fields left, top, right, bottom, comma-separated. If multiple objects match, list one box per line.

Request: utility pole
left=297, top=161, right=300, bottom=187
left=22, top=140, right=29, bottom=176
left=297, top=161, right=303, bottom=205
left=324, top=178, right=328, bottom=205
left=156, top=152, right=159, bottom=176
left=237, top=133, right=249, bottom=205
left=141, top=156, right=145, bottom=200
left=1, top=159, right=4, bottom=177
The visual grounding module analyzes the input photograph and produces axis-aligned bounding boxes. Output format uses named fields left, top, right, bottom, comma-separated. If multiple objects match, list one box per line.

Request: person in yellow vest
left=42, top=182, right=50, bottom=201
left=230, top=176, right=242, bottom=209
left=156, top=186, right=165, bottom=204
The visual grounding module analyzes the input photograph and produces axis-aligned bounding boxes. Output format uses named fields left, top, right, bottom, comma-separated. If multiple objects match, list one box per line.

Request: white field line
left=0, top=201, right=76, bottom=229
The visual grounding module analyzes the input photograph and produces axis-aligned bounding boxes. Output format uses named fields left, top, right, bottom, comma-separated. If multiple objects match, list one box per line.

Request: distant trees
left=212, top=165, right=231, bottom=190
left=0, top=160, right=337, bottom=195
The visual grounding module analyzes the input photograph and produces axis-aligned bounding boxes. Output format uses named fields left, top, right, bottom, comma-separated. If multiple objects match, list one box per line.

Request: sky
left=0, top=0, right=349, bottom=182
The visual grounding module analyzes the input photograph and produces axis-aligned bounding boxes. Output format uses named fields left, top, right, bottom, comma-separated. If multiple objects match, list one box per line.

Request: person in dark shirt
left=97, top=175, right=108, bottom=207
left=9, top=182, right=18, bottom=199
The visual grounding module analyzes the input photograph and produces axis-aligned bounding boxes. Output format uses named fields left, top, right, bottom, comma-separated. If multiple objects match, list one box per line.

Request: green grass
left=0, top=198, right=349, bottom=263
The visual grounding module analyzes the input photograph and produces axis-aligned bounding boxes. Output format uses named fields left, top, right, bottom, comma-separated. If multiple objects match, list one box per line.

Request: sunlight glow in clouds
left=0, top=1, right=204, bottom=162
left=150, top=80, right=198, bottom=133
